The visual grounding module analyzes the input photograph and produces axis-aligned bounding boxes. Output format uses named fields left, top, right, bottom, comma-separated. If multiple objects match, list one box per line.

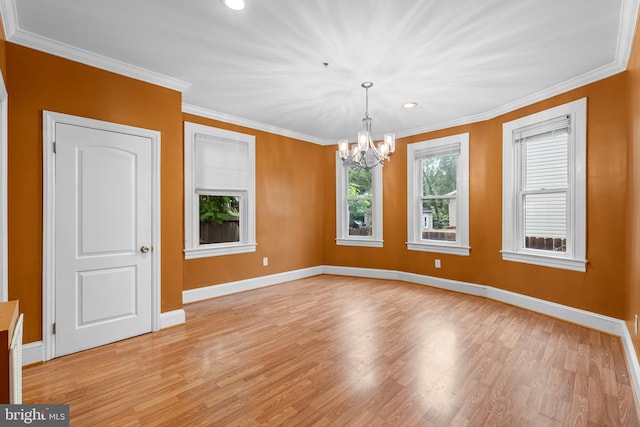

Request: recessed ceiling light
left=403, top=102, right=418, bottom=109
left=224, top=0, right=245, bottom=11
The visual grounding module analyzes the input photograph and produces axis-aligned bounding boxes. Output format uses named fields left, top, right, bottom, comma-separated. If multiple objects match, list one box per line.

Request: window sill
left=407, top=242, right=470, bottom=256
left=184, top=243, right=257, bottom=259
left=336, top=238, right=383, bottom=248
left=501, top=250, right=586, bottom=272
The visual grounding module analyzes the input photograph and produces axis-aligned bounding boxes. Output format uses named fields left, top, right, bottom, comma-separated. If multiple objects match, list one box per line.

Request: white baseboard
left=22, top=309, right=186, bottom=366
left=182, top=266, right=323, bottom=303
left=325, top=265, right=624, bottom=335
left=323, top=265, right=639, bottom=408
left=160, top=309, right=186, bottom=329
left=20, top=264, right=640, bottom=410
left=620, top=324, right=640, bottom=409
left=22, top=341, right=43, bottom=366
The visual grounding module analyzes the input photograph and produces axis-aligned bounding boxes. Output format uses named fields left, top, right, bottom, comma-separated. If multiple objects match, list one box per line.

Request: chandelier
left=338, top=82, right=395, bottom=169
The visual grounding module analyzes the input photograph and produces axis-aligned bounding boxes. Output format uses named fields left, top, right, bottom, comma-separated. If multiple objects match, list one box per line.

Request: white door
left=54, top=122, right=153, bottom=357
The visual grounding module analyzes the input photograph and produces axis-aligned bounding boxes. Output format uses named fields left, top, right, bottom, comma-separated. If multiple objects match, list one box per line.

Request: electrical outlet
left=435, top=259, right=441, bottom=269
left=263, top=257, right=268, bottom=266
left=635, top=314, right=638, bottom=335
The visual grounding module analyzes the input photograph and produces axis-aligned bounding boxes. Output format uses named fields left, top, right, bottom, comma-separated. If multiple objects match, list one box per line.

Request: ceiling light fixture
left=338, top=82, right=395, bottom=169
left=224, top=0, right=245, bottom=11
left=403, top=102, right=418, bottom=109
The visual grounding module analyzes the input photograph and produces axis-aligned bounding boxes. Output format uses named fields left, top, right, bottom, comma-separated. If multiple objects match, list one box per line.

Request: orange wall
left=323, top=72, right=629, bottom=319
left=182, top=114, right=324, bottom=290
left=1, top=21, right=636, bottom=346
left=6, top=44, right=184, bottom=343
left=627, top=17, right=640, bottom=357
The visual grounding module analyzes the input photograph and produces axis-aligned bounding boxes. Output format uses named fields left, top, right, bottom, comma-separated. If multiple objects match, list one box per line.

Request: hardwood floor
left=23, top=275, right=640, bottom=426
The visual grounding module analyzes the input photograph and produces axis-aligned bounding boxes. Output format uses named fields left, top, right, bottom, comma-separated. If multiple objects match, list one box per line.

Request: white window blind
left=195, top=134, right=248, bottom=192
left=414, top=142, right=461, bottom=160
left=515, top=116, right=569, bottom=241
left=185, top=122, right=256, bottom=259
left=523, top=129, right=569, bottom=191
left=514, top=115, right=569, bottom=142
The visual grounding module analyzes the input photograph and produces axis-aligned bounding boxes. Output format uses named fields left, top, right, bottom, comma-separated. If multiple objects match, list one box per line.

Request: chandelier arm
left=338, top=81, right=395, bottom=170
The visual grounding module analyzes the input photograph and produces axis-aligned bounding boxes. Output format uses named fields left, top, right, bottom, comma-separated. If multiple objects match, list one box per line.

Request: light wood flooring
left=23, top=275, right=640, bottom=426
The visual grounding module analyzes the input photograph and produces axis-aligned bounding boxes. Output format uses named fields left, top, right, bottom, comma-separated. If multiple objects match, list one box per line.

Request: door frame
left=42, top=111, right=161, bottom=361
left=0, top=72, right=7, bottom=303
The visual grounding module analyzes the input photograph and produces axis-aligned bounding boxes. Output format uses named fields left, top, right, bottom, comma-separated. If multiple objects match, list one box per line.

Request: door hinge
left=52, top=322, right=56, bottom=335
left=53, top=141, right=57, bottom=153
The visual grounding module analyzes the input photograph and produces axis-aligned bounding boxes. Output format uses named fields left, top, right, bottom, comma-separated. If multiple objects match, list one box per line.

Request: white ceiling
left=1, top=0, right=638, bottom=144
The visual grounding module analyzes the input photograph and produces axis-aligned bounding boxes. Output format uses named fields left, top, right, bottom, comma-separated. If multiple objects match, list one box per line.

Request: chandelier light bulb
left=337, top=82, right=396, bottom=169
left=224, top=0, right=245, bottom=11
left=338, top=139, right=349, bottom=159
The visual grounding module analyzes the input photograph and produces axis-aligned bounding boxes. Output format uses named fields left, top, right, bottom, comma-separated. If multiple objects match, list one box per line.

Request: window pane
left=199, top=195, right=240, bottom=244
left=524, top=130, right=568, bottom=191
left=348, top=199, right=372, bottom=236
left=421, top=198, right=456, bottom=241
left=349, top=167, right=372, bottom=198
left=524, top=192, right=566, bottom=252
left=422, top=155, right=457, bottom=197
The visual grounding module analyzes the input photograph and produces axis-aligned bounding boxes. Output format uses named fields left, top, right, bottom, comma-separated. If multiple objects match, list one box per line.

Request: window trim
left=184, top=122, right=256, bottom=259
left=335, top=153, right=383, bottom=247
left=502, top=98, right=587, bottom=272
left=407, top=133, right=470, bottom=256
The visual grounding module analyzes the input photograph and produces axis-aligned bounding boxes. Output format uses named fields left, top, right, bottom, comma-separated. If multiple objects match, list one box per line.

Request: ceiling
left=1, top=0, right=638, bottom=144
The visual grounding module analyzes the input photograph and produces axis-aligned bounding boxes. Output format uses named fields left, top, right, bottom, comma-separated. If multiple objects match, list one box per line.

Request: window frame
left=335, top=153, right=383, bottom=247
left=184, top=122, right=256, bottom=259
left=502, top=98, right=587, bottom=272
left=407, top=133, right=470, bottom=256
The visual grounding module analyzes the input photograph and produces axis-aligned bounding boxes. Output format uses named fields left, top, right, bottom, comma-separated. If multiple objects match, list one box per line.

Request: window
left=502, top=98, right=586, bottom=272
left=335, top=154, right=383, bottom=247
left=184, top=122, right=256, bottom=258
left=407, top=133, right=469, bottom=255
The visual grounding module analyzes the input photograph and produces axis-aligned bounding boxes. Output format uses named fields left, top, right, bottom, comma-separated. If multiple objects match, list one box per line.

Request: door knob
left=140, top=245, right=150, bottom=253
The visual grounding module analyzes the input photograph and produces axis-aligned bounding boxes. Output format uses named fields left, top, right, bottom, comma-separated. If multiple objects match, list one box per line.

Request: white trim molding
left=160, top=309, right=186, bottom=329
left=0, top=0, right=190, bottom=92
left=502, top=98, right=587, bottom=272
left=322, top=265, right=640, bottom=408
left=0, top=0, right=637, bottom=144
left=21, top=263, right=640, bottom=409
left=22, top=308, right=185, bottom=366
left=183, top=122, right=257, bottom=259
left=183, top=264, right=640, bottom=406
left=22, top=341, right=44, bottom=367
left=0, top=70, right=7, bottom=302
left=182, top=103, right=328, bottom=146
left=335, top=152, right=384, bottom=248
left=183, top=266, right=323, bottom=304
left=407, top=133, right=470, bottom=256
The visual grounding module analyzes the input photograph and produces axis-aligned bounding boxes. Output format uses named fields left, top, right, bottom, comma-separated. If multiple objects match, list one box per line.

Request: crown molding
left=0, top=0, right=17, bottom=39
left=395, top=60, right=627, bottom=139
left=0, top=0, right=637, bottom=140
left=619, top=0, right=640, bottom=68
left=0, top=0, right=190, bottom=92
left=182, top=103, right=330, bottom=145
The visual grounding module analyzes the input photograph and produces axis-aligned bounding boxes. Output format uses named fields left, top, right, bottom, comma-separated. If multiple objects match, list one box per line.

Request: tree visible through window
left=184, top=121, right=256, bottom=259
left=421, top=154, right=457, bottom=241
left=407, top=133, right=469, bottom=256
left=199, top=195, right=240, bottom=244
left=348, top=167, right=372, bottom=236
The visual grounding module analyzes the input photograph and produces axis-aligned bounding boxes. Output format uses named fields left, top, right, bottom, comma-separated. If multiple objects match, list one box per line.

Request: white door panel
left=78, top=146, right=137, bottom=256
left=54, top=123, right=152, bottom=357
